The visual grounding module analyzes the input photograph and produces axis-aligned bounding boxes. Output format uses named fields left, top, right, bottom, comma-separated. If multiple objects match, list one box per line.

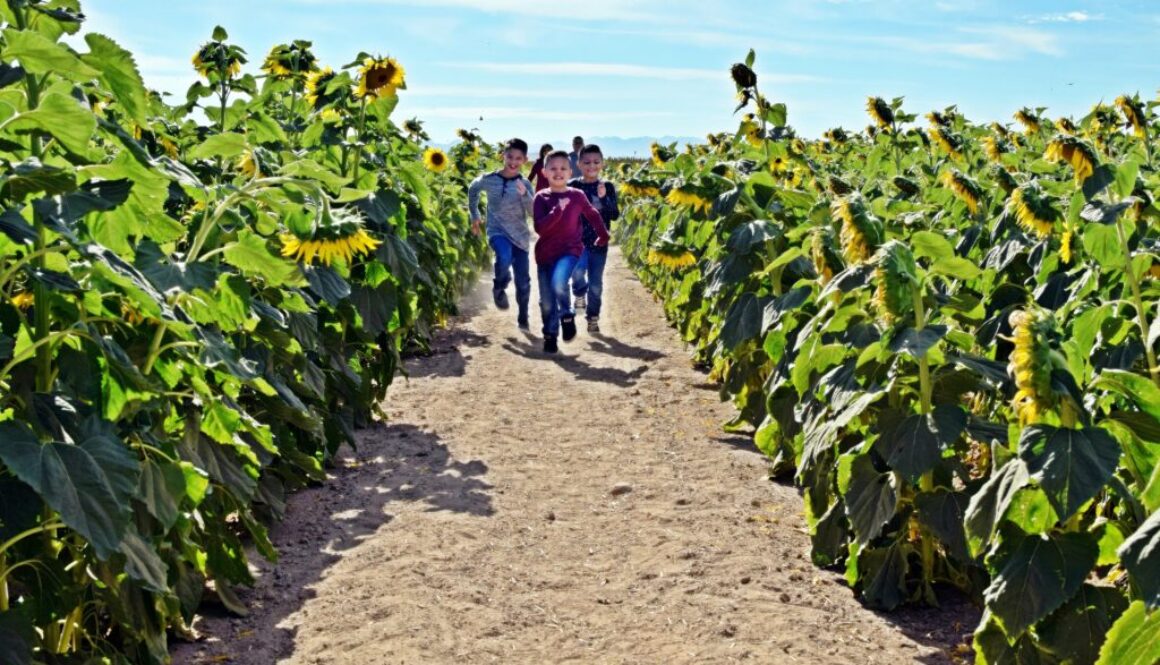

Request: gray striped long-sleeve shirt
left=467, top=171, right=535, bottom=251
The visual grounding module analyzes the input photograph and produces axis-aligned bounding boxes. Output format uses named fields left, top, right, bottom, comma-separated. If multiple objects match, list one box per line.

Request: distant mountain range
left=432, top=135, right=702, bottom=159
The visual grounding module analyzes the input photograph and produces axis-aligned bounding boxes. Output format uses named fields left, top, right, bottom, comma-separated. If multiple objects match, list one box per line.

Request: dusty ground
left=172, top=248, right=977, bottom=665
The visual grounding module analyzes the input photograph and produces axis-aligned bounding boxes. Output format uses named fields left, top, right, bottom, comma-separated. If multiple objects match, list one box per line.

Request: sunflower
left=866, top=96, right=894, bottom=130
left=981, top=136, right=1007, bottom=163
left=893, top=176, right=920, bottom=198
left=1007, top=182, right=1060, bottom=238
left=319, top=108, right=343, bottom=125
left=647, top=240, right=697, bottom=270
left=356, top=56, right=405, bottom=99
left=1060, top=226, right=1074, bottom=264
left=238, top=150, right=261, bottom=178
left=993, top=165, right=1019, bottom=195
left=10, top=291, right=34, bottom=310
left=262, top=42, right=317, bottom=80
left=730, top=62, right=757, bottom=89
left=832, top=194, right=884, bottom=264
left=1044, top=136, right=1098, bottom=184
left=305, top=67, right=341, bottom=109
left=810, top=228, right=841, bottom=285
left=650, top=142, right=675, bottom=167
left=192, top=42, right=244, bottom=80
left=740, top=114, right=763, bottom=146
left=926, top=110, right=952, bottom=127
left=827, top=175, right=854, bottom=196
left=423, top=147, right=449, bottom=173
left=940, top=169, right=983, bottom=215
left=1013, top=108, right=1041, bottom=134
left=824, top=128, right=849, bottom=144
left=872, top=240, right=917, bottom=326
left=622, top=180, right=661, bottom=197
left=989, top=122, right=1010, bottom=138
left=1115, top=95, right=1147, bottom=138
left=929, top=126, right=963, bottom=160
left=665, top=187, right=712, bottom=214
left=1008, top=309, right=1078, bottom=426
left=1055, top=117, right=1078, bottom=135
left=281, top=205, right=381, bottom=266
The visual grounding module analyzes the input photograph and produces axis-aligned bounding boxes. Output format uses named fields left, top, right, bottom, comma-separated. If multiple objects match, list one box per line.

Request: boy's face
left=545, top=156, right=571, bottom=187
left=579, top=152, right=603, bottom=180
left=503, top=149, right=526, bottom=173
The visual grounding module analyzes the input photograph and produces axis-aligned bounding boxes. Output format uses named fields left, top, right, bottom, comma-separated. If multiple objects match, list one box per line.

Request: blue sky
left=81, top=1, right=1159, bottom=149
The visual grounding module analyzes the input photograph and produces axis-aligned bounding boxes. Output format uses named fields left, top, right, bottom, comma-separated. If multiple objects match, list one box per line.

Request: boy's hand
left=597, top=182, right=607, bottom=198
left=516, top=179, right=527, bottom=196
left=471, top=218, right=482, bottom=236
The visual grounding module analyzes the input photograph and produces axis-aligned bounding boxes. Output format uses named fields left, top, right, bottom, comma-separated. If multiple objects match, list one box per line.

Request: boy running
left=568, top=144, right=619, bottom=333
left=468, top=138, right=535, bottom=329
left=533, top=150, right=609, bottom=353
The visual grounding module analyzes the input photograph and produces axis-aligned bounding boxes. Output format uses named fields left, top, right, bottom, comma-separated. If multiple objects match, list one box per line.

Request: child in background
left=533, top=150, right=609, bottom=353
left=468, top=138, right=535, bottom=329
left=568, top=136, right=584, bottom=179
left=568, top=144, right=618, bottom=333
left=527, top=143, right=553, bottom=192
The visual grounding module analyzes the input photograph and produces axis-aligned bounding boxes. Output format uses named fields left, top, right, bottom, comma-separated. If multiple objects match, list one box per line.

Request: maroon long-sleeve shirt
left=532, top=188, right=610, bottom=265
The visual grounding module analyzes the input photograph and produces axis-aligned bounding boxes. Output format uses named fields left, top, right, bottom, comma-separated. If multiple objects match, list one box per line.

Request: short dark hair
left=546, top=149, right=571, bottom=165
left=539, top=143, right=553, bottom=158
left=572, top=136, right=584, bottom=144
left=504, top=138, right=528, bottom=156
left=579, top=144, right=603, bottom=157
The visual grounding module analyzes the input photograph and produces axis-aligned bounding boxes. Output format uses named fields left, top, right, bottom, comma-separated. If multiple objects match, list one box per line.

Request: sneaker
left=574, top=295, right=587, bottom=311
left=492, top=288, right=509, bottom=310
left=543, top=335, right=558, bottom=353
left=517, top=316, right=530, bottom=330
left=587, top=317, right=600, bottom=333
left=561, top=316, right=577, bottom=342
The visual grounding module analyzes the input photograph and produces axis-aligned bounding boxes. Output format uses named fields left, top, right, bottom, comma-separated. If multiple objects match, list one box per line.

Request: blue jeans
left=490, top=235, right=530, bottom=319
left=537, top=255, right=580, bottom=337
left=570, top=248, right=608, bottom=320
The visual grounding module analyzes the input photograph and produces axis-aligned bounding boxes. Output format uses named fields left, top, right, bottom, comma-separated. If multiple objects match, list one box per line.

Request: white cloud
left=959, top=26, right=1063, bottom=56
left=868, top=25, right=1062, bottom=61
left=443, top=61, right=819, bottom=83
left=406, top=85, right=593, bottom=99
left=1029, top=11, right=1102, bottom=24
left=403, top=106, right=675, bottom=121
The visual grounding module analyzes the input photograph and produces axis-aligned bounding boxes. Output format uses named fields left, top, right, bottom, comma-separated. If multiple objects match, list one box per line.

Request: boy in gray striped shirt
left=468, top=138, right=535, bottom=328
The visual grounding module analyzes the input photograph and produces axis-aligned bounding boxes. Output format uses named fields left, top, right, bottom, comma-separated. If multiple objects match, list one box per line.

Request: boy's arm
left=467, top=175, right=486, bottom=233
left=520, top=177, right=534, bottom=216
left=533, top=194, right=568, bottom=233
left=578, top=193, right=610, bottom=245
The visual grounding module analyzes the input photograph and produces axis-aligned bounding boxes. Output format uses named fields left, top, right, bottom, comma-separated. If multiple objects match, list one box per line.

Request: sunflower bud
left=730, top=63, right=757, bottom=89
left=1044, top=135, right=1099, bottom=184
left=871, top=240, right=917, bottom=325
left=832, top=193, right=884, bottom=264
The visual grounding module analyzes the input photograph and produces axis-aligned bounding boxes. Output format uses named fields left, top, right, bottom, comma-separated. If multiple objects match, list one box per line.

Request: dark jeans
left=570, top=248, right=608, bottom=320
left=490, top=235, right=530, bottom=319
left=537, top=254, right=580, bottom=337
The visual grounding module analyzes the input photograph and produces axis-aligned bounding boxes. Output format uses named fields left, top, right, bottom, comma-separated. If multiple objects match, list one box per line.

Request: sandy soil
left=172, top=248, right=976, bottom=665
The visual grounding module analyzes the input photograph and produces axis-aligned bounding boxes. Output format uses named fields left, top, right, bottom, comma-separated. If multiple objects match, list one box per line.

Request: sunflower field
left=0, top=1, right=489, bottom=662
left=616, top=50, right=1160, bottom=664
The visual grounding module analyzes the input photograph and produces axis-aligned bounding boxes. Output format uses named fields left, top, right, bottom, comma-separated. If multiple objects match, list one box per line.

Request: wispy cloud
left=403, top=106, right=675, bottom=121
left=406, top=85, right=594, bottom=99
left=1028, top=11, right=1102, bottom=24
left=868, top=25, right=1063, bottom=61
left=443, top=61, right=819, bottom=83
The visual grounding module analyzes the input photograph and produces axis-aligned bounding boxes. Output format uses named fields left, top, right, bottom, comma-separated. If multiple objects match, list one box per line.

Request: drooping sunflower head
left=990, top=122, right=1010, bottom=138
left=402, top=118, right=428, bottom=140
left=824, top=127, right=849, bottom=144
left=281, top=203, right=381, bottom=266
left=622, top=179, right=661, bottom=198
left=930, top=126, right=963, bottom=160
left=892, top=175, right=921, bottom=198
left=1055, top=117, right=1078, bottom=135
left=647, top=239, right=697, bottom=270
left=827, top=175, right=854, bottom=196
left=356, top=56, right=405, bottom=99
left=306, top=67, right=343, bottom=109
left=866, top=96, right=894, bottom=130
left=730, top=62, right=758, bottom=89
left=665, top=186, right=712, bottom=214
left=871, top=240, right=917, bottom=326
left=940, top=169, right=983, bottom=215
left=192, top=41, right=245, bottom=81
left=1044, top=135, right=1099, bottom=184
left=237, top=149, right=265, bottom=179
left=1007, top=181, right=1061, bottom=238
left=650, top=142, right=675, bottom=167
left=926, top=109, right=953, bottom=128
left=992, top=165, right=1019, bottom=195
left=832, top=193, right=884, bottom=264
left=981, top=136, right=1008, bottom=163
left=1115, top=94, right=1147, bottom=138
left=910, top=127, right=931, bottom=148
left=809, top=227, right=842, bottom=285
left=1007, top=308, right=1076, bottom=426
left=1014, top=107, right=1041, bottom=134
left=262, top=41, right=317, bottom=80
left=422, top=147, right=449, bottom=173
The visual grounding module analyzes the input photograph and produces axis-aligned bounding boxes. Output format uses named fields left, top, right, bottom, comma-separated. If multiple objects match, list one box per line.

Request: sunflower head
left=11, top=291, right=34, bottom=310
left=926, top=110, right=953, bottom=128
left=262, top=41, right=317, bottom=80
left=1044, top=135, right=1099, bottom=184
left=622, top=179, right=661, bottom=198
left=992, top=165, right=1019, bottom=194
left=810, top=227, right=842, bottom=285
left=740, top=114, right=763, bottom=146
left=1055, top=117, right=1078, bottom=135
left=281, top=203, right=381, bottom=266
left=866, top=96, right=894, bottom=130
left=665, top=186, right=712, bottom=214
left=1014, top=108, right=1041, bottom=134
left=832, top=193, right=884, bottom=264
left=892, top=176, right=921, bottom=198
left=191, top=37, right=246, bottom=81
left=824, top=127, right=849, bottom=144
left=940, top=169, right=983, bottom=215
left=1007, top=181, right=1061, bottom=238
left=990, top=122, right=1010, bottom=138
left=650, top=142, right=675, bottom=167
left=1007, top=308, right=1076, bottom=426
left=730, top=62, right=758, bottom=89
left=871, top=240, right=917, bottom=326
left=981, top=136, right=1008, bottom=163
left=1115, top=94, right=1147, bottom=138
left=356, top=56, right=405, bottom=99
left=930, top=126, right=963, bottom=160
left=647, top=240, right=697, bottom=270
left=423, top=147, right=449, bottom=173
left=306, top=67, right=344, bottom=109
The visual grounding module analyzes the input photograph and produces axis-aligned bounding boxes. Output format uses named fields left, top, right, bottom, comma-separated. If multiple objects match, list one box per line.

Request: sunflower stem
left=912, top=280, right=937, bottom=605
left=752, top=84, right=772, bottom=167
left=1115, top=215, right=1160, bottom=388
left=143, top=323, right=168, bottom=375
left=351, top=97, right=368, bottom=182
left=19, top=40, right=53, bottom=395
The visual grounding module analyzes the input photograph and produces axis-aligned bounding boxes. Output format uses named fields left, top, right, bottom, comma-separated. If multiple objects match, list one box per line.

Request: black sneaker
left=561, top=316, right=577, bottom=341
left=493, top=288, right=510, bottom=310
left=517, top=316, right=530, bottom=330
left=543, top=335, right=558, bottom=353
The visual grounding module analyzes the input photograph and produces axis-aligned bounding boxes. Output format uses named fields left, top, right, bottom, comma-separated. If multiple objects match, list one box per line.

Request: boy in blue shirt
left=468, top=138, right=535, bottom=329
left=568, top=144, right=619, bottom=333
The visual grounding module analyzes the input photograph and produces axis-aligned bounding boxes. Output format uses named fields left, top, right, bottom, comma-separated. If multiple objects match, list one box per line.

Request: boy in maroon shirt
left=532, top=150, right=609, bottom=353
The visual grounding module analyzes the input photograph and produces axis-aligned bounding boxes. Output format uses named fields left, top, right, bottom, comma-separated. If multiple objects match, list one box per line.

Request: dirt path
left=173, top=249, right=975, bottom=664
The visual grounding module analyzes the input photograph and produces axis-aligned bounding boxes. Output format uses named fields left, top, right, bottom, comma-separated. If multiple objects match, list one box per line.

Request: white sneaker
left=574, top=295, right=587, bottom=311
left=587, top=317, right=600, bottom=333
